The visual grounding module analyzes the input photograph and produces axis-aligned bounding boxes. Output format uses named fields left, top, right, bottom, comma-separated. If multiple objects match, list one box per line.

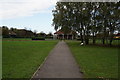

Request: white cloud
left=0, top=0, right=58, bottom=20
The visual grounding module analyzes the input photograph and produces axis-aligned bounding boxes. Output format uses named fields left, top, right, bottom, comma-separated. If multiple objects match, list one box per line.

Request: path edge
left=65, top=41, right=84, bottom=76
left=30, top=41, right=59, bottom=79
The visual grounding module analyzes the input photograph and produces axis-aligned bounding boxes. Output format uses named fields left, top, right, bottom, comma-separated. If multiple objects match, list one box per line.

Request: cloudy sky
left=0, top=0, right=58, bottom=34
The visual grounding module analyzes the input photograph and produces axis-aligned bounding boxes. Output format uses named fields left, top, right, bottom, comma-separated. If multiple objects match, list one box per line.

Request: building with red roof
left=114, top=33, right=120, bottom=39
left=54, top=29, right=77, bottom=40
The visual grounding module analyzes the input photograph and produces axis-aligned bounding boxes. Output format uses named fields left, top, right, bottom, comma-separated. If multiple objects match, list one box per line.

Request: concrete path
left=32, top=41, right=83, bottom=78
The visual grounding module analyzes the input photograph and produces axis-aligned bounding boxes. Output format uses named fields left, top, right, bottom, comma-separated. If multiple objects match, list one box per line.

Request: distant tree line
left=52, top=2, right=120, bottom=45
left=1, top=26, right=53, bottom=39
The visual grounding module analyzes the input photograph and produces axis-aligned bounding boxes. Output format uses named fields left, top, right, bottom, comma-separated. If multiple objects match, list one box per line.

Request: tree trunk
left=85, top=30, right=89, bottom=45
left=102, top=38, right=105, bottom=44
left=83, top=29, right=86, bottom=44
left=109, top=31, right=114, bottom=46
left=85, top=38, right=89, bottom=45
left=109, top=38, right=113, bottom=45
left=92, top=32, right=95, bottom=44
left=80, top=32, right=83, bottom=43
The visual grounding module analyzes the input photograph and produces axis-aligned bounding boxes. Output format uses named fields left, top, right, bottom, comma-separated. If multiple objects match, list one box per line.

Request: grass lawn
left=66, top=40, right=118, bottom=78
left=2, top=40, right=58, bottom=78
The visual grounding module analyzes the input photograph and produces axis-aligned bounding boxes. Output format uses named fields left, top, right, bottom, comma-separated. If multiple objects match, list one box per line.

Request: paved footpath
left=32, top=41, right=83, bottom=78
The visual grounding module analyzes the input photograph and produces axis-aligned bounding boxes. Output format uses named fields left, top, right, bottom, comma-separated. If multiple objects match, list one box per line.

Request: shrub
left=32, top=37, right=45, bottom=40
left=76, top=38, right=81, bottom=41
left=45, top=36, right=53, bottom=39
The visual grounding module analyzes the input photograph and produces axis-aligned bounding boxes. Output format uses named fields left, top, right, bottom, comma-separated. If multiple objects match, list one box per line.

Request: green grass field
left=2, top=40, right=58, bottom=78
left=66, top=41, right=118, bottom=78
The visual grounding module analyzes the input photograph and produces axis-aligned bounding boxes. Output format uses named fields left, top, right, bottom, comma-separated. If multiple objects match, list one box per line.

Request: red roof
left=116, top=33, right=120, bottom=36
left=54, top=29, right=77, bottom=35
left=54, top=30, right=64, bottom=34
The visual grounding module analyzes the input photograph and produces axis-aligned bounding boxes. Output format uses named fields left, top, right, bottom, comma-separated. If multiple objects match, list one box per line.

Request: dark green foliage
left=52, top=2, right=120, bottom=45
left=45, top=36, right=53, bottom=39
left=1, top=26, right=35, bottom=38
left=2, top=26, right=9, bottom=38
left=32, top=37, right=45, bottom=40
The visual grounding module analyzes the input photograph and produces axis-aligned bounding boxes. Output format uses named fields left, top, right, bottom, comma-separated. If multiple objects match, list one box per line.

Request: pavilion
left=54, top=29, right=77, bottom=40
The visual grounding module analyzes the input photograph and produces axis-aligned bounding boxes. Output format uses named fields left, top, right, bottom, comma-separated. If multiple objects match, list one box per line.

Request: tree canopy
left=52, top=2, right=120, bottom=45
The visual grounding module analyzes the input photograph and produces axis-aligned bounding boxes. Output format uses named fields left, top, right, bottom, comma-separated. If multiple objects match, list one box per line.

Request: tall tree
left=52, top=2, right=119, bottom=45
